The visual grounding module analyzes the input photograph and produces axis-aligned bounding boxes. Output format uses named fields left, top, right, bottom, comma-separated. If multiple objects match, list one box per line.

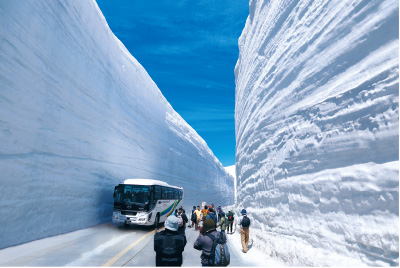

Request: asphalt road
left=0, top=222, right=253, bottom=267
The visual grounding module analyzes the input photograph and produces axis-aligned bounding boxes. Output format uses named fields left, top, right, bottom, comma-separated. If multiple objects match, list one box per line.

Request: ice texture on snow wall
left=235, top=0, right=399, bottom=266
left=0, top=0, right=233, bottom=249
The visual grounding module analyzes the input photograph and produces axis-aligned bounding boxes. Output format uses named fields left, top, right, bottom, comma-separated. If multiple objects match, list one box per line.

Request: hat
left=165, top=215, right=179, bottom=231
left=241, top=209, right=247, bottom=215
left=203, top=219, right=215, bottom=233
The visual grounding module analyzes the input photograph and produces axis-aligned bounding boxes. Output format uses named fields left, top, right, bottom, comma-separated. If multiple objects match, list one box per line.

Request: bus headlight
left=139, top=218, right=146, bottom=221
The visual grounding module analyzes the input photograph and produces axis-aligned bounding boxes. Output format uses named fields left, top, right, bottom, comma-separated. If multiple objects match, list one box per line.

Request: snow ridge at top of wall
left=0, top=0, right=233, bottom=249
left=235, top=0, right=398, bottom=266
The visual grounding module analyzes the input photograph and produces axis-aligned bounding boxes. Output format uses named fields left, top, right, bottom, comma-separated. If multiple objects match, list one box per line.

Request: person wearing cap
left=154, top=215, right=187, bottom=266
left=238, top=209, right=251, bottom=253
left=194, top=219, right=226, bottom=266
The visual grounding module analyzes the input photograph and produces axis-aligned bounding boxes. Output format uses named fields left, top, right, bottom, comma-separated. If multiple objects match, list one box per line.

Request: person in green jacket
left=226, top=208, right=235, bottom=234
left=217, top=213, right=227, bottom=233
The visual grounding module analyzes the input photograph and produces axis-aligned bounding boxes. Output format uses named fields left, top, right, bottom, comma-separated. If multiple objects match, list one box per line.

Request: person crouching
left=154, top=215, right=187, bottom=266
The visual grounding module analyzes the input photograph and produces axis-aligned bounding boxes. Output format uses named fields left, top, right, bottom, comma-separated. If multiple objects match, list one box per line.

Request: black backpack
left=205, top=232, right=230, bottom=266
left=241, top=216, right=250, bottom=228
left=227, top=212, right=234, bottom=221
left=154, top=231, right=185, bottom=256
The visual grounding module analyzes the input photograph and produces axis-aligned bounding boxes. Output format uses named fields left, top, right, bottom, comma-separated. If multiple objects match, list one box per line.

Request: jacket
left=154, top=229, right=187, bottom=266
left=226, top=211, right=235, bottom=222
left=238, top=215, right=250, bottom=228
left=218, top=216, right=226, bottom=231
left=194, top=230, right=225, bottom=265
left=217, top=207, right=223, bottom=215
left=206, top=212, right=217, bottom=225
left=194, top=209, right=202, bottom=220
left=177, top=212, right=188, bottom=225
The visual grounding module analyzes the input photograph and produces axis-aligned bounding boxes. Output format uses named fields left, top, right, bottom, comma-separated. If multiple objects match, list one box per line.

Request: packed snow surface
left=224, top=165, right=237, bottom=206
left=235, top=0, right=399, bottom=266
left=0, top=0, right=233, bottom=249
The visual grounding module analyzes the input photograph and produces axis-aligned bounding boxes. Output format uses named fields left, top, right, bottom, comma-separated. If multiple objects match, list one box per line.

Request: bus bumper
left=112, top=211, right=150, bottom=225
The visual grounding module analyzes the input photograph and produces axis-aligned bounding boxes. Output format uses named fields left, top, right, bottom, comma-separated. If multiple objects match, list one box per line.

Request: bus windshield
left=114, top=185, right=150, bottom=207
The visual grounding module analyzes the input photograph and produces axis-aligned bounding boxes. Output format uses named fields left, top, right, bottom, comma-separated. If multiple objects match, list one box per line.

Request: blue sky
left=96, top=0, right=249, bottom=166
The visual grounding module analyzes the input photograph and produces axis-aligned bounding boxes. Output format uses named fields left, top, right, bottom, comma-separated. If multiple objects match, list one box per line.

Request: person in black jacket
left=154, top=215, right=187, bottom=266
left=191, top=206, right=196, bottom=228
left=177, top=208, right=189, bottom=235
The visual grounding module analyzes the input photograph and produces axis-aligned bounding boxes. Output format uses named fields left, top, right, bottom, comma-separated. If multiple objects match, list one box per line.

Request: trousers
left=240, top=227, right=250, bottom=252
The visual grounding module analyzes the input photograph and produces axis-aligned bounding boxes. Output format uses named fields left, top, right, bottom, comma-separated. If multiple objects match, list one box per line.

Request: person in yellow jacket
left=194, top=206, right=202, bottom=230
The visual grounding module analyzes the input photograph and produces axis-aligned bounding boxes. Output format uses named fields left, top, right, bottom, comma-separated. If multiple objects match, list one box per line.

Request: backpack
left=177, top=214, right=184, bottom=227
left=212, top=214, right=217, bottom=225
left=227, top=212, right=234, bottom=221
left=241, top=216, right=250, bottom=228
left=202, top=209, right=209, bottom=217
left=205, top=232, right=230, bottom=266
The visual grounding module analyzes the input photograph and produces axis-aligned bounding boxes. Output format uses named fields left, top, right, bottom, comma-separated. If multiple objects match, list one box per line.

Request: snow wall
left=235, top=0, right=399, bottom=266
left=0, top=0, right=233, bottom=249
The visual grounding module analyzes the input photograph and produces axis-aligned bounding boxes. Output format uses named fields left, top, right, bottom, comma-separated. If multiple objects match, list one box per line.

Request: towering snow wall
left=235, top=0, right=399, bottom=266
left=0, top=0, right=233, bottom=249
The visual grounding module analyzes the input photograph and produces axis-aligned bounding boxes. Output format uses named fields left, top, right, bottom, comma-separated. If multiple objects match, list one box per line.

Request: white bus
left=112, top=178, right=183, bottom=226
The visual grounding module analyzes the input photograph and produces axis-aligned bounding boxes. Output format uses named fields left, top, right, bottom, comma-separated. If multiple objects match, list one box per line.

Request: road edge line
left=102, top=228, right=162, bottom=267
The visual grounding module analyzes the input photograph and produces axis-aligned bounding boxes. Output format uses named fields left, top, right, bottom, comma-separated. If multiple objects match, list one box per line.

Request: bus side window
left=149, top=188, right=154, bottom=209
left=174, top=189, right=178, bottom=199
left=168, top=188, right=174, bottom=199
left=155, top=186, right=161, bottom=200
left=179, top=190, right=183, bottom=199
left=162, top=186, right=168, bottom=200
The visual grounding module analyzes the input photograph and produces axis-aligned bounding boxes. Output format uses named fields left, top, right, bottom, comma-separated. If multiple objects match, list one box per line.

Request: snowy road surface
left=0, top=223, right=281, bottom=266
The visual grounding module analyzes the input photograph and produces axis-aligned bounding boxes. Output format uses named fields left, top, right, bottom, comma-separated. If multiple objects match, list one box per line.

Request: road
left=0, top=222, right=256, bottom=266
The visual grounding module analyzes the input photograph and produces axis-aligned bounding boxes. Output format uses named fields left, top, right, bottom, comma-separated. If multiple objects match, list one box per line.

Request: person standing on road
left=201, top=205, right=209, bottom=221
left=226, top=209, right=235, bottom=234
left=194, top=206, right=202, bottom=230
left=217, top=212, right=227, bottom=233
left=194, top=219, right=226, bottom=266
left=217, top=205, right=224, bottom=222
left=238, top=209, right=251, bottom=253
left=154, top=215, right=187, bottom=266
left=206, top=208, right=217, bottom=225
left=178, top=208, right=188, bottom=235
left=191, top=206, right=196, bottom=228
